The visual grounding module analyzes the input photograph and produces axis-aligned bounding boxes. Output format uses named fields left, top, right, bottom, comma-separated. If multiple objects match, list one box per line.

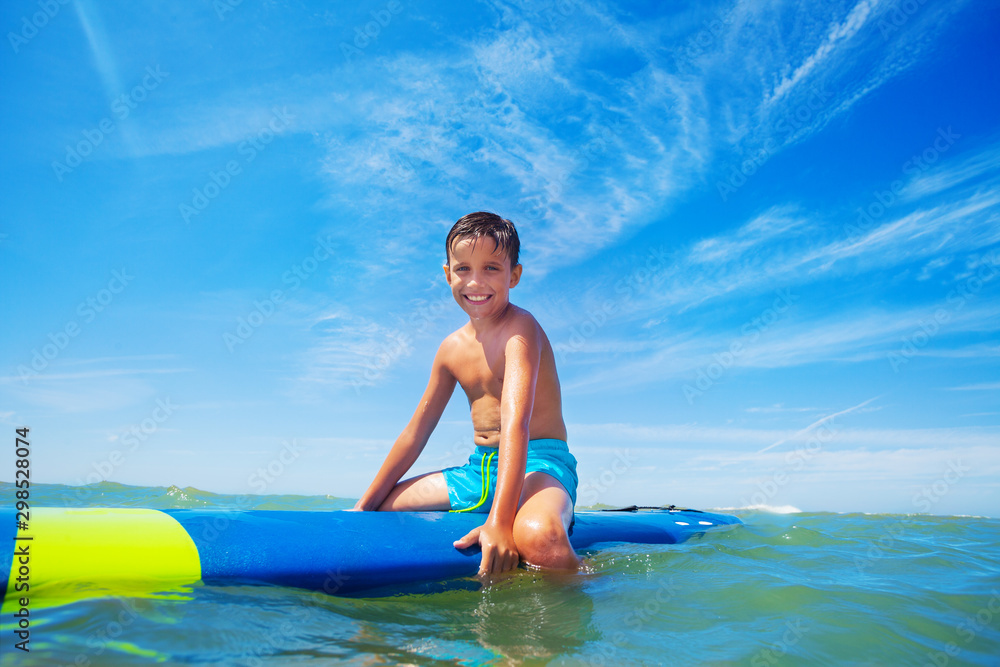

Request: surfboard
left=0, top=507, right=741, bottom=601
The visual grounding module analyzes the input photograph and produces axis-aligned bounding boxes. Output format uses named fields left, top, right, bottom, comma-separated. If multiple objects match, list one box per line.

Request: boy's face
left=443, top=237, right=522, bottom=321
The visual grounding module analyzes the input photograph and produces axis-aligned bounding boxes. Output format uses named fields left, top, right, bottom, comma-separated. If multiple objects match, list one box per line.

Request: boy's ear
left=443, top=264, right=451, bottom=282
left=509, top=263, right=522, bottom=288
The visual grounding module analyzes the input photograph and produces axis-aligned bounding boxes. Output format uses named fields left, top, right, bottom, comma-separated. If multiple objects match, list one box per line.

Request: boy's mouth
left=464, top=294, right=492, bottom=304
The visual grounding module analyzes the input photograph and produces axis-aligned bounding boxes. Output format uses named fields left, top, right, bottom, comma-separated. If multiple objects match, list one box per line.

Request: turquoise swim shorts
left=442, top=438, right=578, bottom=512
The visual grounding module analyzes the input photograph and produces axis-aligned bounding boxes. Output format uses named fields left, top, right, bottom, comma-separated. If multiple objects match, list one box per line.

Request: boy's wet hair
left=446, top=212, right=520, bottom=268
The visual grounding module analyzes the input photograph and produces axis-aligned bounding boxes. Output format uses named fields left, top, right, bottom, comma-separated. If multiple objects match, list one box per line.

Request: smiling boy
left=354, top=212, right=580, bottom=574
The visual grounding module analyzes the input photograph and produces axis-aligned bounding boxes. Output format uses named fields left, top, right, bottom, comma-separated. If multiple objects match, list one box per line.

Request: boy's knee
left=521, top=517, right=562, bottom=548
left=516, top=516, right=575, bottom=568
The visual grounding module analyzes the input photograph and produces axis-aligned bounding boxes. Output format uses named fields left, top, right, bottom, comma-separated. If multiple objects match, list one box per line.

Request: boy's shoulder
left=439, top=305, right=544, bottom=352
left=460, top=304, right=543, bottom=336
left=503, top=304, right=544, bottom=337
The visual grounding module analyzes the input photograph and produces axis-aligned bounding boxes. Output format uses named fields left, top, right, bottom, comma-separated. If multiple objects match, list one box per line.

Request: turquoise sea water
left=1, top=482, right=999, bottom=666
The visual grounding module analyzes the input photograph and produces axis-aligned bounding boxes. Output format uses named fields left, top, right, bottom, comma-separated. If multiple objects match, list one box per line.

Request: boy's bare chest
left=450, top=344, right=503, bottom=402
left=450, top=349, right=504, bottom=442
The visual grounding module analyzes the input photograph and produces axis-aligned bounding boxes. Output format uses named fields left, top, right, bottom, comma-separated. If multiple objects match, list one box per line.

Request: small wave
left=721, top=504, right=803, bottom=514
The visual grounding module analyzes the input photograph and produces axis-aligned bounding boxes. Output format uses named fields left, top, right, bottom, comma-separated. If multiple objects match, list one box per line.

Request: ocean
left=1, top=482, right=998, bottom=666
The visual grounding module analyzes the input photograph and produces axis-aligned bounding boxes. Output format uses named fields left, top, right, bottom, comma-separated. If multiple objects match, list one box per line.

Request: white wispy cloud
left=756, top=397, right=880, bottom=454
left=90, top=0, right=973, bottom=281
left=572, top=442, right=998, bottom=513
left=565, top=298, right=1000, bottom=394
left=744, top=404, right=824, bottom=414
left=550, top=168, right=998, bottom=356
left=74, top=0, right=125, bottom=101
left=294, top=309, right=417, bottom=393
left=902, top=139, right=1000, bottom=201
left=7, top=379, right=157, bottom=414
left=763, top=0, right=880, bottom=109
left=702, top=0, right=972, bottom=161
left=570, top=420, right=1000, bottom=452
left=947, top=382, right=1000, bottom=392
left=0, top=368, right=190, bottom=384
left=542, top=147, right=999, bottom=395
left=0, top=356, right=189, bottom=413
left=304, top=0, right=971, bottom=281
left=63, top=0, right=991, bottom=407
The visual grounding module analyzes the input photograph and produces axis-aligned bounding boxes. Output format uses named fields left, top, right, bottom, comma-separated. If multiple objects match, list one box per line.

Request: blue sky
left=1, top=0, right=998, bottom=516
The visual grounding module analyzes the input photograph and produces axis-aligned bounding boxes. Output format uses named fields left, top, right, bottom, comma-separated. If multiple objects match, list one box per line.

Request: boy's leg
left=513, top=471, right=580, bottom=570
left=378, top=472, right=451, bottom=511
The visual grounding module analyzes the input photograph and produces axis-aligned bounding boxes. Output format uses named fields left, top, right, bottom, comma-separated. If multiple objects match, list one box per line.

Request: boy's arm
left=354, top=343, right=457, bottom=510
left=455, top=323, right=540, bottom=574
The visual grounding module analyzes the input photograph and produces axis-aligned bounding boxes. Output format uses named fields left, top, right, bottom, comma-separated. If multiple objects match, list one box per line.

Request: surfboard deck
left=1, top=507, right=741, bottom=600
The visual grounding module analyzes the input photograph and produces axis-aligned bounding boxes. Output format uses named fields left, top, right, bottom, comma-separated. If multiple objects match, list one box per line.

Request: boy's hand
left=351, top=498, right=376, bottom=511
left=454, top=519, right=519, bottom=574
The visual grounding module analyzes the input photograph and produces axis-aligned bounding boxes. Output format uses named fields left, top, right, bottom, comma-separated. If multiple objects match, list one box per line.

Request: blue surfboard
left=0, top=507, right=741, bottom=601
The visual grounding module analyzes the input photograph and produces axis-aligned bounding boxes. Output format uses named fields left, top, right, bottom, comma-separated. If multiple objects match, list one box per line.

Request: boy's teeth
left=467, top=295, right=489, bottom=302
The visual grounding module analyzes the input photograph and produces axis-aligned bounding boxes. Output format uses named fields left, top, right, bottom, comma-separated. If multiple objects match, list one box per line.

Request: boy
left=354, top=212, right=580, bottom=574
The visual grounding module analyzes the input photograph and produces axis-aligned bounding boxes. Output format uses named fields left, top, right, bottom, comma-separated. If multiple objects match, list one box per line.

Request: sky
left=1, top=0, right=998, bottom=517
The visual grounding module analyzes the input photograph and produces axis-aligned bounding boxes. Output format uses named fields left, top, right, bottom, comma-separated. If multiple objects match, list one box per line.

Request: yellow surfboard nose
left=4, top=508, right=201, bottom=605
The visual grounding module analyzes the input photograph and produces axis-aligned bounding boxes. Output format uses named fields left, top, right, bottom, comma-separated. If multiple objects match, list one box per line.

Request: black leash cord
left=599, top=504, right=698, bottom=513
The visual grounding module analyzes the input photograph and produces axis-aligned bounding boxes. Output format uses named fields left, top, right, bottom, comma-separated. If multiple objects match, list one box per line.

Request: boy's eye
left=452, top=265, right=501, bottom=273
